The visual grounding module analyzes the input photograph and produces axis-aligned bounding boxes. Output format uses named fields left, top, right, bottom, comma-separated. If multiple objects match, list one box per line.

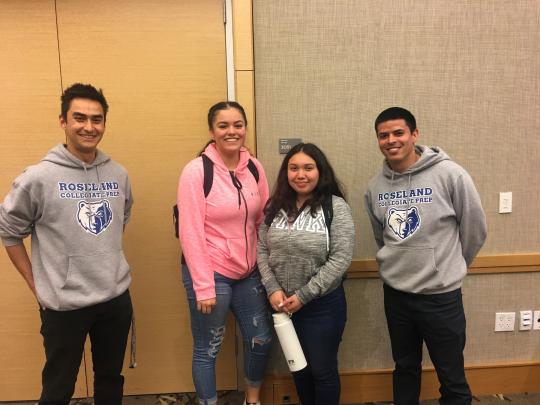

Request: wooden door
left=0, top=0, right=236, bottom=399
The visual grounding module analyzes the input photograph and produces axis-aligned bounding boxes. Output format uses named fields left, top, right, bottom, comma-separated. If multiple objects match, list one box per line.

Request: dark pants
left=384, top=284, right=471, bottom=405
left=291, top=285, right=347, bottom=405
left=39, top=290, right=133, bottom=405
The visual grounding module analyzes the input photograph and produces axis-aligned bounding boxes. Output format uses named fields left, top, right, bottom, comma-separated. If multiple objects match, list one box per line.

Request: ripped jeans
left=182, top=265, right=272, bottom=405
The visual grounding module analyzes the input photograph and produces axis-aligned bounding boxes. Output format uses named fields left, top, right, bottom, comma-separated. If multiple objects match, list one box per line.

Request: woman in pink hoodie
left=178, top=101, right=272, bottom=405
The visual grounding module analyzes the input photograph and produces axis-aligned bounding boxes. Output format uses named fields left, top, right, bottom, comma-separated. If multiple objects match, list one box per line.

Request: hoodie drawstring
left=229, top=171, right=243, bottom=208
left=228, top=171, right=251, bottom=272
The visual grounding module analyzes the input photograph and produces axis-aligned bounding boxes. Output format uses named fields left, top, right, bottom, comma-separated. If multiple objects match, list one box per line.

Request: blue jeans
left=182, top=265, right=272, bottom=405
left=291, top=285, right=347, bottom=405
left=384, top=284, right=471, bottom=405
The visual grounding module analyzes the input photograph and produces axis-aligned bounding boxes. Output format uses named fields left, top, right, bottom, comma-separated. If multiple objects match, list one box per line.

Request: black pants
left=292, top=285, right=347, bottom=405
left=39, top=290, right=133, bottom=405
left=384, top=284, right=471, bottom=405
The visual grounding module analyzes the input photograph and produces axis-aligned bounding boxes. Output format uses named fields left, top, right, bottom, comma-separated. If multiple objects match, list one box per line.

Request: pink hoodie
left=177, top=143, right=269, bottom=301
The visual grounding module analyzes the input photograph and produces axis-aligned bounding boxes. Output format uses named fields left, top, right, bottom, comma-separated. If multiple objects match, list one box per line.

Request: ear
left=59, top=115, right=67, bottom=129
left=208, top=129, right=215, bottom=141
left=412, top=128, right=419, bottom=143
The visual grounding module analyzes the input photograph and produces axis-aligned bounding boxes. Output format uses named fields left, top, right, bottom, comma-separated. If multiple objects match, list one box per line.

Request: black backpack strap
left=173, top=204, right=179, bottom=238
left=322, top=194, right=333, bottom=231
left=173, top=154, right=214, bottom=239
left=201, top=154, right=214, bottom=198
left=247, top=159, right=259, bottom=183
left=174, top=155, right=258, bottom=239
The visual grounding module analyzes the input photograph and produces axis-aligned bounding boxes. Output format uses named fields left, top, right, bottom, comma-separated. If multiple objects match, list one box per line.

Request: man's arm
left=5, top=243, right=37, bottom=298
left=364, top=191, right=385, bottom=249
left=453, top=172, right=487, bottom=266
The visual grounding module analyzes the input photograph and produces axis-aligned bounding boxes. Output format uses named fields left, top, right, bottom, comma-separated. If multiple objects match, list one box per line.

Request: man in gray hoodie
left=0, top=83, right=134, bottom=404
left=365, top=107, right=487, bottom=405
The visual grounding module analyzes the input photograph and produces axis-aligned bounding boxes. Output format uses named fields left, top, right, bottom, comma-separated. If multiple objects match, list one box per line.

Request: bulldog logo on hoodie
left=77, top=200, right=113, bottom=235
left=387, top=206, right=420, bottom=239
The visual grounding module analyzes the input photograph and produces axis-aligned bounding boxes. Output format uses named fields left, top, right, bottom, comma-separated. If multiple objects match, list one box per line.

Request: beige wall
left=253, top=0, right=540, bottom=373
left=2, top=0, right=539, bottom=400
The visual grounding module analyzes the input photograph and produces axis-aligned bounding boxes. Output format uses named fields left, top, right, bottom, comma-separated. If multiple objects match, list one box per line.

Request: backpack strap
left=173, top=154, right=213, bottom=239
left=322, top=194, right=333, bottom=231
left=247, top=159, right=259, bottom=183
left=202, top=155, right=258, bottom=197
left=173, top=204, right=180, bottom=238
left=174, top=155, right=259, bottom=239
left=201, top=154, right=214, bottom=198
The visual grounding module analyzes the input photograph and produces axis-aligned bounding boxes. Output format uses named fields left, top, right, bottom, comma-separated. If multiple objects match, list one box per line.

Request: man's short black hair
left=375, top=107, right=416, bottom=133
left=60, top=83, right=109, bottom=121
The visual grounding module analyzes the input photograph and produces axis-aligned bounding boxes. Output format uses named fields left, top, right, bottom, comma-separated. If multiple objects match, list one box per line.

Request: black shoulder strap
left=174, top=155, right=260, bottom=238
left=201, top=154, right=214, bottom=198
left=173, top=204, right=179, bottom=238
left=322, top=194, right=333, bottom=231
left=247, top=159, right=259, bottom=183
left=202, top=155, right=258, bottom=197
left=173, top=154, right=213, bottom=238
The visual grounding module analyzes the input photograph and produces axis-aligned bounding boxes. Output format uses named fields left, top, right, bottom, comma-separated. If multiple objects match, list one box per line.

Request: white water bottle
left=272, top=312, right=307, bottom=372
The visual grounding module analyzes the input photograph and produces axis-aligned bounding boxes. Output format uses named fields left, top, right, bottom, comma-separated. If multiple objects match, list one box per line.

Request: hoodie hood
left=382, top=145, right=450, bottom=179
left=42, top=144, right=111, bottom=169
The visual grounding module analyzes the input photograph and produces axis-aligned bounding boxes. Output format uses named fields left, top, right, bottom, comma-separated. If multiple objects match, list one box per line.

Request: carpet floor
left=2, top=391, right=540, bottom=404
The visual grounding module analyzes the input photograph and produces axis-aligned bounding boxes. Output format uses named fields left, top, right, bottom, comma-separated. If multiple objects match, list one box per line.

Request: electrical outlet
left=495, top=312, right=515, bottom=332
left=519, top=310, right=532, bottom=331
left=533, top=310, right=540, bottom=330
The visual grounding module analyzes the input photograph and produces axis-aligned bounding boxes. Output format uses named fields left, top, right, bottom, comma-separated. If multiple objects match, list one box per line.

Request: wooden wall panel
left=0, top=0, right=234, bottom=399
left=236, top=70, right=256, bottom=153
left=233, top=0, right=254, bottom=71
left=263, top=362, right=540, bottom=404
left=55, top=0, right=232, bottom=394
left=0, top=0, right=88, bottom=400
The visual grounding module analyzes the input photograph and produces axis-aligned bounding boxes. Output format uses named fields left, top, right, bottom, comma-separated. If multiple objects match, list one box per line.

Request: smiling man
left=0, top=83, right=134, bottom=404
left=364, top=107, right=487, bottom=405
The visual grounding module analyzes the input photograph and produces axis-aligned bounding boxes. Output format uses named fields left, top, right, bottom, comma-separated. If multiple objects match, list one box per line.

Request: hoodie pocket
left=376, top=245, right=437, bottom=291
left=60, top=249, right=130, bottom=307
left=226, top=237, right=246, bottom=259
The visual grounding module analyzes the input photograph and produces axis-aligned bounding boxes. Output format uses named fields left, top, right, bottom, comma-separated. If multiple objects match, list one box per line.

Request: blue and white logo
left=387, top=206, right=420, bottom=239
left=77, top=200, right=113, bottom=235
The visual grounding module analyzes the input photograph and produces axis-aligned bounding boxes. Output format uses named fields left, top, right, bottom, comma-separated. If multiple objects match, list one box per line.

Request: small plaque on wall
left=279, top=138, right=302, bottom=154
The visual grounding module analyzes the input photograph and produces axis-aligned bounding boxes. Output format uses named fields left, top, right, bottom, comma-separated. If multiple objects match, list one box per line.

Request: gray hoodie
left=0, top=144, right=133, bottom=310
left=364, top=145, right=487, bottom=294
left=257, top=196, right=355, bottom=304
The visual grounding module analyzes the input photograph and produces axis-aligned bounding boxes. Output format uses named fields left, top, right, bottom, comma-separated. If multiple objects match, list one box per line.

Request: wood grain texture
left=0, top=0, right=85, bottom=400
left=347, top=254, right=540, bottom=278
left=233, top=0, right=254, bottom=71
left=235, top=70, right=256, bottom=153
left=0, top=0, right=233, bottom=399
left=55, top=0, right=232, bottom=394
left=263, top=361, right=540, bottom=404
